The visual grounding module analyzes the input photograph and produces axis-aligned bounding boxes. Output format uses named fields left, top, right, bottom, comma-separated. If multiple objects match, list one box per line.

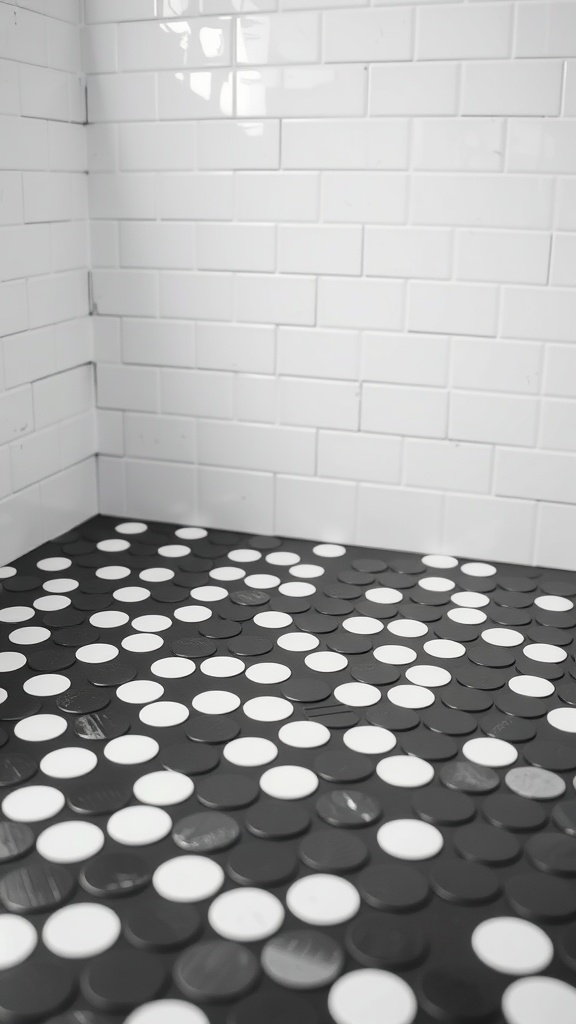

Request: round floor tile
left=287, top=874, right=360, bottom=926
left=328, top=969, right=417, bottom=1024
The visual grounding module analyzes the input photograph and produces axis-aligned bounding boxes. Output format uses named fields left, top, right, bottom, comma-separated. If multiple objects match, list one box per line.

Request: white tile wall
left=0, top=0, right=96, bottom=565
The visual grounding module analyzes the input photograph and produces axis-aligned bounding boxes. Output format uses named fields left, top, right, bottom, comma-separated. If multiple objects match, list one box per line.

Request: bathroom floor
left=0, top=515, right=576, bottom=1024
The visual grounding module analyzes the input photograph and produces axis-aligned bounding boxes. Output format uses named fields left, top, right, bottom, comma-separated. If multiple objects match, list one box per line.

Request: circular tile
left=104, top=735, right=159, bottom=765
left=39, top=747, right=97, bottom=779
left=36, top=820, right=105, bottom=863
left=153, top=855, right=224, bottom=902
left=262, top=929, right=344, bottom=989
left=134, top=771, right=194, bottom=806
left=405, top=665, right=450, bottom=688
left=117, top=679, right=164, bottom=704
left=139, top=701, right=189, bottom=728
left=125, top=1000, right=209, bottom=1024
left=328, top=968, right=417, bottom=1024
left=174, top=941, right=260, bottom=1004
left=387, top=685, right=435, bottom=709
left=502, top=977, right=576, bottom=1024
left=107, top=806, right=172, bottom=846
left=2, top=785, right=64, bottom=822
left=373, top=645, right=417, bottom=666
left=423, top=639, right=466, bottom=659
left=376, top=819, right=443, bottom=860
left=523, top=643, right=567, bottom=663
left=0, top=915, right=37, bottom=969
left=243, top=696, right=293, bottom=722
left=506, top=766, right=565, bottom=800
left=463, top=737, right=518, bottom=767
left=376, top=755, right=434, bottom=788
left=547, top=707, right=576, bottom=733
left=208, top=887, right=284, bottom=941
left=42, top=903, right=121, bottom=958
left=201, top=656, right=245, bottom=678
left=344, top=726, right=396, bottom=755
left=287, top=874, right=360, bottom=926
left=305, top=651, right=348, bottom=673
left=23, top=673, right=70, bottom=697
left=191, top=690, right=240, bottom=715
left=152, top=657, right=195, bottom=679
left=245, top=662, right=291, bottom=684
left=260, top=765, right=318, bottom=799
left=509, top=675, right=554, bottom=698
left=482, top=628, right=524, bottom=647
left=334, top=683, right=381, bottom=708
left=278, top=721, right=330, bottom=748
left=224, top=737, right=278, bottom=767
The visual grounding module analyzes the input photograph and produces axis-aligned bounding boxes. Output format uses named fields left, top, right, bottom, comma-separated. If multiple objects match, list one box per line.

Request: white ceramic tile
left=197, top=120, right=279, bottom=169
left=279, top=378, right=359, bottom=430
left=47, top=16, right=82, bottom=73
left=0, top=172, right=23, bottom=225
left=495, top=449, right=576, bottom=505
left=0, top=386, right=34, bottom=446
left=279, top=225, right=361, bottom=275
left=203, top=0, right=275, bottom=12
left=54, top=317, right=93, bottom=375
left=59, top=411, right=97, bottom=470
left=0, top=115, right=48, bottom=171
left=10, top=427, right=61, bottom=492
left=82, top=24, right=118, bottom=74
left=556, top=179, right=576, bottom=231
left=49, top=124, right=87, bottom=173
left=544, top=344, right=576, bottom=398
left=92, top=270, right=158, bottom=317
left=318, top=277, right=404, bottom=330
left=452, top=338, right=542, bottom=395
left=282, top=119, right=409, bottom=169
left=3, top=327, right=56, bottom=388
left=408, top=282, right=498, bottom=337
left=98, top=456, right=127, bottom=517
left=323, top=8, right=412, bottom=63
left=97, top=409, right=124, bottom=456
left=0, top=484, right=46, bottom=568
left=85, top=0, right=168, bottom=24
left=564, top=60, right=576, bottom=116
left=28, top=269, right=84, bottom=336
left=507, top=120, right=576, bottom=174
left=125, top=413, right=196, bottom=462
left=93, top=317, right=121, bottom=364
left=23, top=172, right=87, bottom=223
left=0, top=447, right=10, bottom=500
left=91, top=221, right=119, bottom=268
left=236, top=65, right=366, bottom=119
left=0, top=59, right=20, bottom=116
left=456, top=230, right=550, bottom=285
left=40, top=458, right=98, bottom=549
left=236, top=374, right=277, bottom=422
left=535, top=503, right=576, bottom=572
left=158, top=70, right=233, bottom=119
left=197, top=223, right=275, bottom=271
left=119, top=123, right=195, bottom=171
left=362, top=383, right=448, bottom=439
left=19, top=0, right=78, bottom=22
left=416, top=3, right=513, bottom=60
left=198, top=465, right=273, bottom=534
left=404, top=439, right=492, bottom=495
left=157, top=173, right=233, bottom=220
left=413, top=118, right=504, bottom=172
left=443, top=494, right=536, bottom=567
left=120, top=222, right=196, bottom=270
left=462, top=60, right=562, bottom=116
left=278, top=327, right=359, bottom=380
left=411, top=175, right=553, bottom=229
left=0, top=224, right=51, bottom=281
left=198, top=421, right=314, bottom=474
left=97, top=364, right=158, bottom=413
left=516, top=2, right=576, bottom=58
left=235, top=172, right=318, bottom=221
left=361, top=333, right=449, bottom=387
left=34, top=365, right=94, bottom=429
left=87, top=124, right=118, bottom=172
left=237, top=12, right=319, bottom=64
left=370, top=62, right=458, bottom=116
left=502, top=287, right=576, bottom=343
left=318, top=430, right=402, bottom=484
left=356, top=483, right=444, bottom=553
left=275, top=475, right=357, bottom=543
left=365, top=228, right=452, bottom=279
left=235, top=273, right=315, bottom=325
left=0, top=280, right=27, bottom=338
left=118, top=18, right=231, bottom=70
left=321, top=172, right=407, bottom=224
left=52, top=221, right=89, bottom=273
left=122, top=319, right=195, bottom=368
left=450, top=392, right=538, bottom=447
left=160, top=368, right=234, bottom=419
left=196, top=323, right=275, bottom=373
left=87, top=73, right=157, bottom=122
left=160, top=271, right=233, bottom=321
left=4, top=6, right=47, bottom=65
left=540, top=399, right=576, bottom=453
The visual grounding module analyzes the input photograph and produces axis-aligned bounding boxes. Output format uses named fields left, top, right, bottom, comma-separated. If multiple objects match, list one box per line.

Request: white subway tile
left=362, top=383, right=447, bottom=439
left=198, top=420, right=314, bottom=474
left=157, top=173, right=233, bottom=220
left=0, top=385, right=33, bottom=446
left=196, top=323, right=275, bottom=373
left=98, top=456, right=127, bottom=518
left=97, top=363, right=158, bottom=413
left=282, top=0, right=364, bottom=8
left=5, top=7, right=47, bottom=66
left=365, top=227, right=452, bottom=279
left=49, top=124, right=87, bottom=173
left=408, top=281, right=498, bottom=337
left=3, top=327, right=56, bottom=388
left=93, top=316, right=121, bottom=364
left=236, top=172, right=318, bottom=221
left=51, top=221, right=89, bottom=273
left=279, top=225, right=361, bottom=275
left=413, top=118, right=504, bottom=172
left=197, top=120, right=279, bottom=170
left=158, top=70, right=233, bottom=119
left=502, top=287, right=576, bottom=343
left=357, top=483, right=444, bottom=552
left=411, top=176, right=553, bottom=229
left=237, top=12, right=319, bottom=64
left=87, top=124, right=118, bottom=172
left=97, top=409, right=124, bottom=457
left=404, top=439, right=492, bottom=494
left=92, top=270, right=158, bottom=318
left=450, top=392, right=538, bottom=447
left=10, top=427, right=61, bottom=492
left=282, top=119, right=409, bottom=169
left=361, top=333, right=449, bottom=387
left=275, top=475, right=357, bottom=543
left=544, top=344, right=576, bottom=398
left=456, top=230, right=550, bottom=285
left=19, top=0, right=78, bottom=24
left=199, top=466, right=273, bottom=534
left=318, top=430, right=402, bottom=484
left=564, top=60, right=576, bottom=116
left=34, top=365, right=94, bottom=429
left=462, top=60, right=562, bottom=116
left=54, top=317, right=93, bottom=374
left=443, top=494, right=536, bottom=567
left=87, top=73, right=157, bottom=122
left=0, top=281, right=28, bottom=337
left=118, top=18, right=231, bottom=70
left=323, top=9, right=412, bottom=63
left=197, top=223, right=275, bottom=272
left=235, top=273, right=315, bottom=326
left=236, top=65, right=366, bottom=119
left=91, top=221, right=119, bottom=267
left=23, top=173, right=87, bottom=223
left=0, top=115, right=48, bottom=171
left=0, top=59, right=20, bottom=116
left=0, top=484, right=46, bottom=567
left=452, top=338, right=542, bottom=395
left=279, top=377, right=359, bottom=429
left=0, top=447, right=10, bottom=500
left=59, top=411, right=97, bottom=470
left=496, top=449, right=576, bottom=505
left=0, top=172, right=23, bottom=225
left=123, top=319, right=195, bottom=368
left=536, top=503, right=576, bottom=572
left=40, top=459, right=98, bottom=544
left=125, top=413, right=196, bottom=463
left=47, top=16, right=81, bottom=72
left=236, top=374, right=277, bottom=422
left=370, top=62, right=458, bottom=116
left=507, top=120, right=576, bottom=174
left=549, top=234, right=576, bottom=287
left=318, top=277, right=404, bottom=330
left=416, top=3, right=513, bottom=60
left=160, top=271, right=233, bottom=321
left=516, top=2, right=576, bottom=58
left=556, top=179, right=576, bottom=231
left=160, top=368, right=234, bottom=419
left=540, top=399, right=576, bottom=453
left=119, top=122, right=195, bottom=171
left=82, top=24, right=118, bottom=73
left=85, top=0, right=162, bottom=23
left=120, top=222, right=196, bottom=270
left=0, top=224, right=51, bottom=281
left=321, top=172, right=407, bottom=224
left=126, top=458, right=198, bottom=524
left=278, top=327, right=359, bottom=380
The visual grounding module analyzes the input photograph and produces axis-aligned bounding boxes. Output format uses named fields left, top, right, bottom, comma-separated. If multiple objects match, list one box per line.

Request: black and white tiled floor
left=0, top=515, right=576, bottom=1024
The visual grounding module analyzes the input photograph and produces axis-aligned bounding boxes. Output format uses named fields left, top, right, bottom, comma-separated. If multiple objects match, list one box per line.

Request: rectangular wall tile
left=196, top=323, right=275, bottom=373
left=278, top=225, right=362, bottom=275
left=321, top=172, right=407, bottom=224
left=443, top=494, right=536, bottom=566
left=362, top=383, right=448, bottom=438
left=456, top=230, right=550, bottom=285
left=282, top=119, right=409, bottom=169
left=451, top=338, right=542, bottom=395
left=318, top=277, right=404, bottom=330
left=370, top=61, right=458, bottom=116
left=404, top=438, right=492, bottom=494
left=495, top=449, right=576, bottom=505
left=323, top=8, right=412, bottom=63
left=276, top=475, right=357, bottom=543
left=318, top=430, right=402, bottom=484
left=124, top=413, right=196, bottom=463
left=449, top=392, right=538, bottom=447
left=416, top=3, right=513, bottom=60
left=361, top=333, right=449, bottom=387
left=279, top=377, right=359, bottom=429
left=278, top=327, right=359, bottom=380
left=235, top=172, right=318, bottom=222
left=198, top=420, right=315, bottom=474
left=408, top=281, right=498, bottom=337
left=357, top=483, right=444, bottom=553
left=235, top=274, right=316, bottom=326
left=365, top=228, right=452, bottom=279
left=462, top=60, right=563, bottom=116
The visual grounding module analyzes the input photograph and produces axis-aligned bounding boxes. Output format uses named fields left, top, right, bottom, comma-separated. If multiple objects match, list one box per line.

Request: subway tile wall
left=86, top=2, right=576, bottom=570
left=0, top=0, right=97, bottom=566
